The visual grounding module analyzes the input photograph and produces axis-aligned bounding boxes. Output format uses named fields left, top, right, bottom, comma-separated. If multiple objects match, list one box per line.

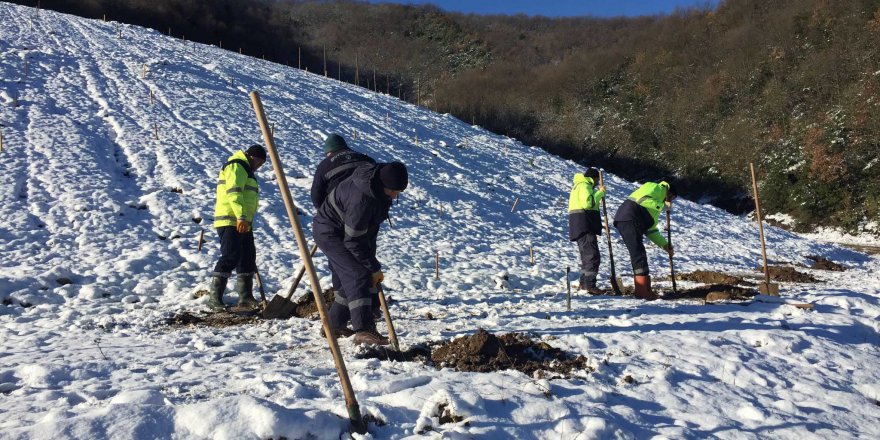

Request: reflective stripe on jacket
left=568, top=173, right=605, bottom=241
left=614, top=181, right=669, bottom=248
left=213, top=150, right=259, bottom=228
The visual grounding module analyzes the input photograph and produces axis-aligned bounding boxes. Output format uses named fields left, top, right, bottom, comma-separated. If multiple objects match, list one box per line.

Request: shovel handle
left=598, top=171, right=621, bottom=295
left=377, top=284, right=400, bottom=351
left=283, top=243, right=319, bottom=300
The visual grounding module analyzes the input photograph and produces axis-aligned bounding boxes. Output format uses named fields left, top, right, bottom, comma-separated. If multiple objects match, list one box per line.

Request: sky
left=366, top=0, right=721, bottom=18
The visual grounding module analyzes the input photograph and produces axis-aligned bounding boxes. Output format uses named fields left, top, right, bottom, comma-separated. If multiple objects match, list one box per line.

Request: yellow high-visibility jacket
left=213, top=150, right=259, bottom=229
left=626, top=181, right=669, bottom=247
left=568, top=173, right=605, bottom=241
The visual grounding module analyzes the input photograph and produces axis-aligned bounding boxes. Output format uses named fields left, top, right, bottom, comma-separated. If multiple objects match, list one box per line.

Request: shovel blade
left=262, top=294, right=298, bottom=319
left=758, top=282, right=780, bottom=296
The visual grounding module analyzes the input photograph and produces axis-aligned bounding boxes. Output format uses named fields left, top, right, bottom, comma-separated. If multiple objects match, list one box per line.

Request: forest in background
left=11, top=0, right=880, bottom=232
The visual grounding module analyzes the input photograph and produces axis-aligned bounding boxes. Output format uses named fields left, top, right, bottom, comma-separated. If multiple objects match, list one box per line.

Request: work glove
left=598, top=185, right=606, bottom=194
left=236, top=219, right=251, bottom=233
left=371, top=271, right=384, bottom=287
left=663, top=244, right=674, bottom=256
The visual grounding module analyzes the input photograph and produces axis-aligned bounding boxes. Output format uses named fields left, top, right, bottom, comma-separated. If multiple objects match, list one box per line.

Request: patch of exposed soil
left=165, top=310, right=259, bottom=328
left=676, top=270, right=747, bottom=286
left=290, top=289, right=335, bottom=319
left=663, top=284, right=757, bottom=301
left=757, top=266, right=817, bottom=282
left=358, top=330, right=591, bottom=377
left=805, top=255, right=846, bottom=271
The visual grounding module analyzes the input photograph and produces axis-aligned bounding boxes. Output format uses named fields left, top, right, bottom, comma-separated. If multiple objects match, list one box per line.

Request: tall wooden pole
left=323, top=45, right=327, bottom=77
left=250, top=91, right=365, bottom=433
left=750, top=162, right=774, bottom=293
left=297, top=47, right=301, bottom=69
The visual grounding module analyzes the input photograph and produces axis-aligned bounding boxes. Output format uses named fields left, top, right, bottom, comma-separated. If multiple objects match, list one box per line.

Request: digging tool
left=599, top=171, right=623, bottom=295
left=262, top=243, right=318, bottom=319
left=376, top=283, right=400, bottom=351
left=749, top=163, right=779, bottom=296
left=250, top=91, right=365, bottom=434
left=665, top=202, right=678, bottom=295
left=255, top=269, right=267, bottom=310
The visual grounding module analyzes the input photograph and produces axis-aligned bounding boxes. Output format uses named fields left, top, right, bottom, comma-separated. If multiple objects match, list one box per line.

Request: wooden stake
left=373, top=69, right=377, bottom=92
left=219, top=40, right=222, bottom=49
left=510, top=197, right=520, bottom=212
left=149, top=88, right=154, bottom=106
left=435, top=251, right=440, bottom=279
left=323, top=45, right=327, bottom=77
left=355, top=53, right=359, bottom=86
left=197, top=229, right=204, bottom=251
left=142, top=63, right=146, bottom=79
left=529, top=244, right=534, bottom=265
left=666, top=202, right=677, bottom=295
left=750, top=163, right=779, bottom=296
left=23, top=59, right=28, bottom=78
left=0, top=128, right=4, bottom=153
left=297, top=47, right=301, bottom=69
left=250, top=91, right=365, bottom=433
left=153, top=123, right=159, bottom=140
left=566, top=267, right=571, bottom=311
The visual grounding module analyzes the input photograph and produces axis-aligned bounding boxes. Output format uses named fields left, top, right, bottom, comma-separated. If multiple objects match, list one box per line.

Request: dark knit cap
left=378, top=162, right=408, bottom=191
left=323, top=134, right=348, bottom=154
left=585, top=167, right=600, bottom=181
left=246, top=144, right=267, bottom=159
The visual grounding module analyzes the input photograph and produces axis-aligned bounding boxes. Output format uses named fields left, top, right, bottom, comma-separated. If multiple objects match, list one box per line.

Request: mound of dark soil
left=663, top=284, right=757, bottom=302
left=432, top=329, right=590, bottom=377
left=358, top=330, right=591, bottom=377
left=757, top=266, right=817, bottom=282
left=806, top=255, right=846, bottom=272
left=166, top=310, right=259, bottom=328
left=677, top=270, right=746, bottom=285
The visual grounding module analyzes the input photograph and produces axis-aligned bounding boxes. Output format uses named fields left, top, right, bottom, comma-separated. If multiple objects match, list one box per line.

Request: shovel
left=255, top=269, right=267, bottom=310
left=599, top=171, right=623, bottom=295
left=376, top=283, right=400, bottom=351
left=262, top=243, right=319, bottom=319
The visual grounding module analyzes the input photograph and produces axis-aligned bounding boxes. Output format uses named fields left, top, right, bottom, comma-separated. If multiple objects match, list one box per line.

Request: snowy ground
left=2, top=4, right=879, bottom=439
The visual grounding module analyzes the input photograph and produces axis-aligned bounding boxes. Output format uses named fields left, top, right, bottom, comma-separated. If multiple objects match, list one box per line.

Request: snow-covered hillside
left=2, top=4, right=879, bottom=439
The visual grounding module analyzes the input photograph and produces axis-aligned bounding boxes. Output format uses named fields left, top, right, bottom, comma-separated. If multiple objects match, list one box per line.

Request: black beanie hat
left=246, top=144, right=267, bottom=159
left=323, top=134, right=348, bottom=154
left=378, top=162, right=408, bottom=191
left=585, top=167, right=600, bottom=181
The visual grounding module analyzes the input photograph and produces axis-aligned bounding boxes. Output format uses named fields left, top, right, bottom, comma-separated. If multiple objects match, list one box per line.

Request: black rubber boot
left=235, top=275, right=259, bottom=308
left=207, top=276, right=226, bottom=309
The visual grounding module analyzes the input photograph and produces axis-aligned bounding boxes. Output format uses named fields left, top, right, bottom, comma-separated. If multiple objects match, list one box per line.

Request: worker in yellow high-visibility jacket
left=568, top=167, right=606, bottom=295
left=613, top=181, right=676, bottom=300
left=207, top=144, right=267, bottom=309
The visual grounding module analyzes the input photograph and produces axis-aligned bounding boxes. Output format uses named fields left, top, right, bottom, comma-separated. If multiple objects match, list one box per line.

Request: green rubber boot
left=235, top=275, right=259, bottom=308
left=207, top=276, right=227, bottom=309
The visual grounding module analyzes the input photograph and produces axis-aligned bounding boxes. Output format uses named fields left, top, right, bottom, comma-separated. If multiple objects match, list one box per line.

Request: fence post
left=435, top=250, right=440, bottom=279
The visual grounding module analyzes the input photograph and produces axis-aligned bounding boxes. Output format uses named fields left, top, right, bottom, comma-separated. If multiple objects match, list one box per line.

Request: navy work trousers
left=614, top=221, right=649, bottom=276
left=315, top=233, right=375, bottom=332
left=576, top=234, right=600, bottom=288
left=212, top=226, right=256, bottom=278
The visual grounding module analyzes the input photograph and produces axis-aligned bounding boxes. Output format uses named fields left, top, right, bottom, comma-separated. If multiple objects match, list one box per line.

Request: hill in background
left=13, top=0, right=880, bottom=233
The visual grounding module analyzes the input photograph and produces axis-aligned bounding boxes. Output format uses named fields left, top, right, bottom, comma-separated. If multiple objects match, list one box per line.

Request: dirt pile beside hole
left=431, top=329, right=590, bottom=377
left=664, top=284, right=757, bottom=301
left=677, top=270, right=746, bottom=285
left=290, top=289, right=335, bottom=319
left=757, top=266, right=817, bottom=282
left=356, top=343, right=432, bottom=363
left=806, top=255, right=846, bottom=271
left=165, top=310, right=259, bottom=328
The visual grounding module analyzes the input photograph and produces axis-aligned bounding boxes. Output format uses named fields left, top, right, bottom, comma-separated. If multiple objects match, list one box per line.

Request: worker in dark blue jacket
left=310, top=134, right=375, bottom=210
left=312, top=161, right=408, bottom=345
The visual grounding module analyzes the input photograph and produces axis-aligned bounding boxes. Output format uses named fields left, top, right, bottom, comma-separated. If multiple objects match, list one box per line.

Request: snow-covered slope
left=2, top=4, right=879, bottom=439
